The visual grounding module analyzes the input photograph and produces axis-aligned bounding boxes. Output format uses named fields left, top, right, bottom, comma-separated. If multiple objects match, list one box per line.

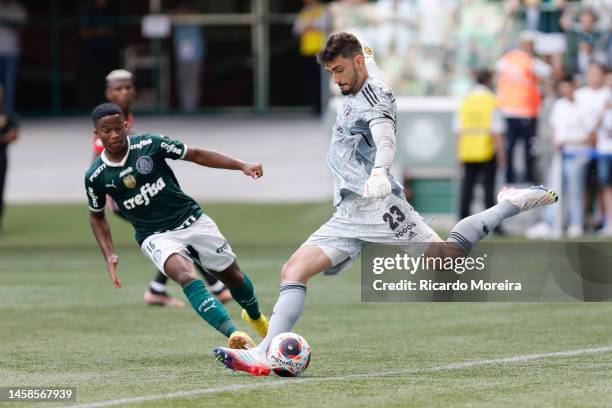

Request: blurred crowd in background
left=317, top=0, right=612, bottom=95
left=0, top=0, right=611, bottom=241
left=299, top=0, right=612, bottom=239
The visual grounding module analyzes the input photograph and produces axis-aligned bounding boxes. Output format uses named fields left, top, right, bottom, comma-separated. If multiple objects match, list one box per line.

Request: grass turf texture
left=1, top=203, right=612, bottom=408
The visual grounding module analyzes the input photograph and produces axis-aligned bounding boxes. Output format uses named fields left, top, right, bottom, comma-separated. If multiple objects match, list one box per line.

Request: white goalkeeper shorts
left=303, top=193, right=440, bottom=275
left=140, top=214, right=236, bottom=275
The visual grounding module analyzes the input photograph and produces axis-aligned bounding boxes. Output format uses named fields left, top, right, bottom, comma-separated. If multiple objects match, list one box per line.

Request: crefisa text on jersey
left=160, top=141, right=182, bottom=156
left=122, top=177, right=166, bottom=210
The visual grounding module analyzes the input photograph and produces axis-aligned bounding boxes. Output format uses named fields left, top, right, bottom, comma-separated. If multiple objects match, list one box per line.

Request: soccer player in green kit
left=85, top=103, right=268, bottom=348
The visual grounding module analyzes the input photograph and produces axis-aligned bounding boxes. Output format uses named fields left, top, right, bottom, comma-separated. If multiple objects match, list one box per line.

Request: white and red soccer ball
left=266, top=332, right=311, bottom=377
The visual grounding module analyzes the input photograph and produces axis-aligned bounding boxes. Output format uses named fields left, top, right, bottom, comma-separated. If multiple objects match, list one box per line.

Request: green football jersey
left=84, top=133, right=203, bottom=244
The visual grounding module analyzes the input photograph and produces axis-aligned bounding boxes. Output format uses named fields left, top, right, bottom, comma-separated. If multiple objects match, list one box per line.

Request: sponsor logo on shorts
left=160, top=141, right=182, bottom=157
left=123, top=177, right=166, bottom=210
left=153, top=249, right=162, bottom=263
left=136, top=156, right=154, bottom=175
left=216, top=241, right=228, bottom=254
left=394, top=221, right=417, bottom=239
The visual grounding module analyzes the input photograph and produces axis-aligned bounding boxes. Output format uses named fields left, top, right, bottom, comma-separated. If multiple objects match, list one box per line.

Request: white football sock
left=149, top=280, right=166, bottom=293
left=256, top=281, right=307, bottom=352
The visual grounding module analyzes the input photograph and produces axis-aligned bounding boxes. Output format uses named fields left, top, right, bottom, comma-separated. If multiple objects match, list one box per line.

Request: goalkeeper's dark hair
left=317, top=32, right=363, bottom=65
left=91, top=102, right=124, bottom=124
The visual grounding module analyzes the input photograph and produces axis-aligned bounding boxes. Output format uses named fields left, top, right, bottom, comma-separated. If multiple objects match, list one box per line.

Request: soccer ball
left=267, top=332, right=312, bottom=377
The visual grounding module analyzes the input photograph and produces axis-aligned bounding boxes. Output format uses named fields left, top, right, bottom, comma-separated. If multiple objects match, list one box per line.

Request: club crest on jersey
left=123, top=174, right=137, bottom=189
left=136, top=156, right=154, bottom=175
left=363, top=46, right=373, bottom=56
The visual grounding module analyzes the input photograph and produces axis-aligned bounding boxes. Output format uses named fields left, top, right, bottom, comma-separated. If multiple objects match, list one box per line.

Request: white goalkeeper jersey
left=328, top=43, right=402, bottom=205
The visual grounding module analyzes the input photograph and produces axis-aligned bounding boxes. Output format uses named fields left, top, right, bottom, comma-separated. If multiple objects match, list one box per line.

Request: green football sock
left=229, top=272, right=261, bottom=320
left=183, top=279, right=236, bottom=337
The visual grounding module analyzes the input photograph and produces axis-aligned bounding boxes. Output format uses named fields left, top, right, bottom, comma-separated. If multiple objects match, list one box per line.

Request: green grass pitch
left=1, top=203, right=612, bottom=408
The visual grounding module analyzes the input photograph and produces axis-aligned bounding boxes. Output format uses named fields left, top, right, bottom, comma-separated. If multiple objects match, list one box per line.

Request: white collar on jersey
left=101, top=137, right=131, bottom=167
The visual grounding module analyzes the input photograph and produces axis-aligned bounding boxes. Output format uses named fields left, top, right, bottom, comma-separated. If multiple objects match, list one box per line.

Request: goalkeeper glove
left=364, top=167, right=392, bottom=199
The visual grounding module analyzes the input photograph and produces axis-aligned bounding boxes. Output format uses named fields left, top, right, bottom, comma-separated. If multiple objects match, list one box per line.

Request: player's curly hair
left=317, top=32, right=363, bottom=65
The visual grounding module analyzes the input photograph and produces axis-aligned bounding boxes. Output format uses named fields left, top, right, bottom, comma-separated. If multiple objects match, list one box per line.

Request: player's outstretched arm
left=182, top=147, right=263, bottom=179
left=89, top=211, right=121, bottom=288
left=364, top=121, right=396, bottom=199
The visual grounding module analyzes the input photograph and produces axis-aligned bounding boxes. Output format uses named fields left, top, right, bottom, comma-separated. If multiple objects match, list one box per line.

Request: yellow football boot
left=241, top=309, right=269, bottom=338
left=228, top=330, right=255, bottom=350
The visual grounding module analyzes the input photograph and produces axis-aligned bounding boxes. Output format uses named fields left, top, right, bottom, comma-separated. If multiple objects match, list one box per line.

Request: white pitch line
left=63, top=345, right=612, bottom=408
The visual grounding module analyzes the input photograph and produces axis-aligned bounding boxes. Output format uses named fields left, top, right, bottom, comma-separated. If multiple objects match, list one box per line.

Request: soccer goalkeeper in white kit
left=214, top=32, right=558, bottom=376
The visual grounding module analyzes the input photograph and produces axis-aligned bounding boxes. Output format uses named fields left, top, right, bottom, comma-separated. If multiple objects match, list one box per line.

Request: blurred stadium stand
left=14, top=0, right=313, bottom=114
left=3, top=0, right=611, bottom=234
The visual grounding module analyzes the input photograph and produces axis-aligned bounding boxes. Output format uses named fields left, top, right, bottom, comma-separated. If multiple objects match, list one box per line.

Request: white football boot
left=213, top=346, right=271, bottom=376
left=497, top=185, right=558, bottom=213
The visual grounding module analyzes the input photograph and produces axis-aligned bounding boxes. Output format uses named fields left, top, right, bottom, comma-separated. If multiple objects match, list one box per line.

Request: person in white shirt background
left=528, top=74, right=593, bottom=239
left=575, top=62, right=611, bottom=235
left=594, top=66, right=612, bottom=236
